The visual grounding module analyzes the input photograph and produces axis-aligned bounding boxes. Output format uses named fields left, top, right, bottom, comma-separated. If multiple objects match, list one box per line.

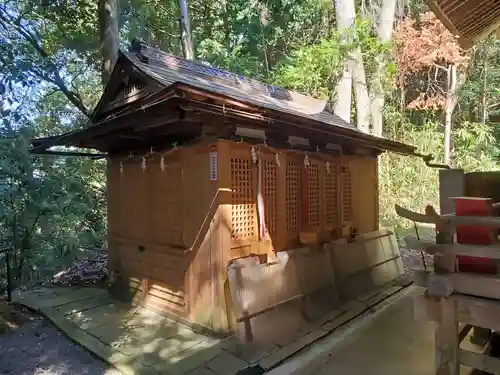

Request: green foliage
left=379, top=120, right=500, bottom=230
left=0, top=120, right=106, bottom=288
left=2, top=0, right=500, bottom=290
left=271, top=19, right=394, bottom=101
left=271, top=37, right=345, bottom=99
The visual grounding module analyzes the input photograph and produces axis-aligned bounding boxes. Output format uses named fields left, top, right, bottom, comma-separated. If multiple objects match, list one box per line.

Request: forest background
left=1, top=0, right=498, bottom=288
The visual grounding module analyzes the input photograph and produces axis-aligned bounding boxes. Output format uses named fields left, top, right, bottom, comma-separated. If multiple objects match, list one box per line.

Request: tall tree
left=99, top=0, right=119, bottom=85
left=333, top=0, right=354, bottom=123
left=179, top=0, right=194, bottom=59
left=335, top=0, right=370, bottom=131
left=352, top=39, right=371, bottom=132
left=370, top=0, right=397, bottom=136
left=394, top=12, right=469, bottom=164
left=480, top=41, right=489, bottom=124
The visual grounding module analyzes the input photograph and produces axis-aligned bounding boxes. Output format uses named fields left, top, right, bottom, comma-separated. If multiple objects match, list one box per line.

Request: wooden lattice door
left=261, top=152, right=278, bottom=239
left=324, top=159, right=340, bottom=233
left=230, top=152, right=258, bottom=242
left=285, top=155, right=302, bottom=245
left=305, top=159, right=321, bottom=229
left=340, top=160, right=353, bottom=229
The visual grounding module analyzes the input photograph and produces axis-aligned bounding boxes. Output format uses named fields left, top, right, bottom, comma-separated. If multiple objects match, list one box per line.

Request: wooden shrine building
left=32, top=42, right=421, bottom=335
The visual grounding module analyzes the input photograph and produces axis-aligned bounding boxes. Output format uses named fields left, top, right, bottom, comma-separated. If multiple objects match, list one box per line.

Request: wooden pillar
left=439, top=169, right=465, bottom=215
left=214, top=139, right=232, bottom=332
left=432, top=210, right=459, bottom=375
left=276, top=152, right=287, bottom=251
left=435, top=297, right=459, bottom=375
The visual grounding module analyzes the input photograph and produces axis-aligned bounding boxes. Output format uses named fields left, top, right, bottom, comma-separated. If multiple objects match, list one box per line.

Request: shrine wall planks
left=106, top=138, right=379, bottom=333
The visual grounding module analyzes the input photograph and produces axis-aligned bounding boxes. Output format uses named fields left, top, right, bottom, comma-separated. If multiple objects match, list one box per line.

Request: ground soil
left=0, top=301, right=121, bottom=375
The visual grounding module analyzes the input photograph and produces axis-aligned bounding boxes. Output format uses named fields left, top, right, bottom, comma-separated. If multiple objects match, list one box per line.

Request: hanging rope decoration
left=114, top=143, right=182, bottom=176
left=256, top=150, right=267, bottom=240
left=160, top=156, right=165, bottom=172
left=304, top=154, right=310, bottom=168
left=275, top=152, right=281, bottom=168
left=251, top=145, right=258, bottom=164
left=325, top=160, right=331, bottom=175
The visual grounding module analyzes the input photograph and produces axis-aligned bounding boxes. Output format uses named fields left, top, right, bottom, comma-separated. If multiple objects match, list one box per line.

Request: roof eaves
left=173, top=88, right=417, bottom=155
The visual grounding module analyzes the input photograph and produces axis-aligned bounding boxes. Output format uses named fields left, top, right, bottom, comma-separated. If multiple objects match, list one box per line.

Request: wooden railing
left=227, top=228, right=405, bottom=343
left=186, top=188, right=232, bottom=252
left=396, top=204, right=500, bottom=375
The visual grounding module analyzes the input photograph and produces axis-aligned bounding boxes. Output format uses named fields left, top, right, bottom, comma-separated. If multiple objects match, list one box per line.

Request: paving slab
left=154, top=340, right=223, bottom=374
left=269, top=287, right=475, bottom=375
left=13, top=282, right=409, bottom=375
left=259, top=329, right=330, bottom=370
left=219, top=336, right=278, bottom=363
left=311, top=289, right=473, bottom=375
left=185, top=367, right=218, bottom=375
left=66, top=303, right=126, bottom=330
left=204, top=350, right=249, bottom=375
left=54, top=294, right=112, bottom=315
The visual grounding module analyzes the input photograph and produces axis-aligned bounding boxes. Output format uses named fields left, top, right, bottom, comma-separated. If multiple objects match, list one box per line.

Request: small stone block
left=185, top=366, right=217, bottom=375
left=365, top=286, right=402, bottom=307
left=204, top=351, right=249, bottom=375
left=258, top=329, right=328, bottom=370
left=340, top=299, right=366, bottom=313
left=220, top=338, right=277, bottom=364
left=322, top=303, right=365, bottom=331
left=428, top=274, right=453, bottom=298
left=313, top=309, right=344, bottom=326
left=155, top=342, right=222, bottom=374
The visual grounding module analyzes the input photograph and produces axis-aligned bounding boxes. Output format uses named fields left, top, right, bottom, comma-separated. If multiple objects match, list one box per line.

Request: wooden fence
left=227, top=228, right=404, bottom=343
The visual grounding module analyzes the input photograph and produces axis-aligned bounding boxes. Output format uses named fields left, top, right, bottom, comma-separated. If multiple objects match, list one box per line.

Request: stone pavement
left=271, top=287, right=482, bottom=375
left=12, top=280, right=410, bottom=375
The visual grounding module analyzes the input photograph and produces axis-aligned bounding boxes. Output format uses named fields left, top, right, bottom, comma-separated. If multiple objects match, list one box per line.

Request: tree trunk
left=99, top=0, right=119, bottom=86
left=333, top=0, right=354, bottom=123
left=444, top=103, right=452, bottom=166
left=481, top=43, right=488, bottom=124
left=444, top=64, right=457, bottom=165
left=352, top=48, right=370, bottom=132
left=334, top=62, right=353, bottom=123
left=179, top=0, right=194, bottom=60
left=370, top=0, right=397, bottom=137
left=333, top=0, right=370, bottom=130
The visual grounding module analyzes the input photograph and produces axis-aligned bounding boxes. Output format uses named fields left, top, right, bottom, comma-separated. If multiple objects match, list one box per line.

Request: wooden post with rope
left=396, top=204, right=500, bottom=375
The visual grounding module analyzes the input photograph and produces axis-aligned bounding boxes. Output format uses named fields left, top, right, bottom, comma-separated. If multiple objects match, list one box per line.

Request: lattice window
left=341, top=164, right=352, bottom=223
left=307, top=163, right=320, bottom=227
left=325, top=163, right=339, bottom=226
left=231, top=158, right=256, bottom=239
left=286, top=160, right=301, bottom=232
left=263, top=158, right=277, bottom=235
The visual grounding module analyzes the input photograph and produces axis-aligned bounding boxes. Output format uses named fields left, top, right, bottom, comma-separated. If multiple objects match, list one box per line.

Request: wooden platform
left=11, top=281, right=410, bottom=375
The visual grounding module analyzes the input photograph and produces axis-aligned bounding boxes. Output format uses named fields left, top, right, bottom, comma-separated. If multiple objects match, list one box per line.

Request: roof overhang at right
left=425, top=0, right=500, bottom=48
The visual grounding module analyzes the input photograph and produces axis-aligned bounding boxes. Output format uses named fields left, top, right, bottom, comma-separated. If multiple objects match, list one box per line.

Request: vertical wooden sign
left=209, top=144, right=218, bottom=183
